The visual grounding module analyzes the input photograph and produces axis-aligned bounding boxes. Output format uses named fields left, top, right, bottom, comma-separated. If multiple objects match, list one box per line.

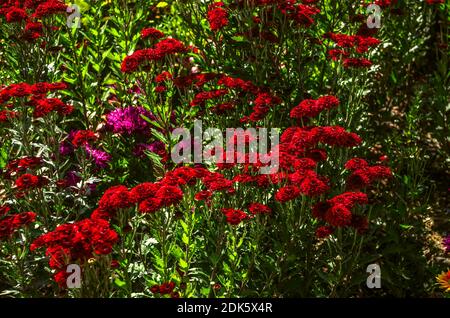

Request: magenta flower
left=85, top=145, right=112, bottom=168
left=444, top=235, right=450, bottom=253
left=106, top=106, right=155, bottom=135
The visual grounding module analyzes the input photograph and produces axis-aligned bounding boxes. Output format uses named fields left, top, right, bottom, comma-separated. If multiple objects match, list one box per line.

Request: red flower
left=328, top=49, right=349, bottom=61
left=248, top=203, right=272, bottom=215
left=138, top=198, right=163, bottom=214
left=315, top=226, right=334, bottom=239
left=12, top=212, right=37, bottom=227
left=343, top=58, right=373, bottom=68
left=328, top=192, right=368, bottom=209
left=426, top=0, right=444, bottom=4
left=0, top=218, right=14, bottom=239
left=275, top=186, right=301, bottom=203
left=98, top=185, right=136, bottom=211
left=0, top=205, right=11, bottom=217
left=5, top=7, right=28, bottom=23
left=16, top=156, right=42, bottom=170
left=290, top=96, right=339, bottom=119
left=315, top=126, right=362, bottom=147
left=121, top=55, right=142, bottom=73
left=130, top=182, right=159, bottom=203
left=31, top=218, right=118, bottom=285
left=155, top=185, right=183, bottom=207
left=159, top=281, right=176, bottom=294
left=222, top=208, right=248, bottom=225
left=190, top=89, right=229, bottom=107
left=0, top=110, right=18, bottom=123
left=141, top=28, right=165, bottom=40
left=150, top=285, right=160, bottom=294
left=345, top=158, right=369, bottom=171
left=346, top=170, right=372, bottom=189
left=299, top=174, right=329, bottom=197
left=15, top=174, right=40, bottom=190
left=170, top=291, right=180, bottom=298
left=207, top=2, right=229, bottom=32
left=324, top=204, right=352, bottom=227
left=33, top=0, right=68, bottom=19
left=72, top=130, right=97, bottom=147
left=53, top=270, right=71, bottom=288
left=154, top=38, right=186, bottom=55
left=195, top=190, right=213, bottom=201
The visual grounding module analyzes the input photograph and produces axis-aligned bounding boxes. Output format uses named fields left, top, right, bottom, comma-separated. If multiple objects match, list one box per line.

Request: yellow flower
left=436, top=270, right=450, bottom=292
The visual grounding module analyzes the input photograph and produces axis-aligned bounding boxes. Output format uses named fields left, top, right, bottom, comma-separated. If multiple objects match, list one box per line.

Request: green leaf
left=179, top=258, right=188, bottom=270
left=114, top=278, right=126, bottom=288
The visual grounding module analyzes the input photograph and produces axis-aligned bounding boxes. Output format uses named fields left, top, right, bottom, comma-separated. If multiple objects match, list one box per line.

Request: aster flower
left=85, top=145, right=112, bottom=168
left=106, top=106, right=155, bottom=135
left=436, top=270, right=450, bottom=292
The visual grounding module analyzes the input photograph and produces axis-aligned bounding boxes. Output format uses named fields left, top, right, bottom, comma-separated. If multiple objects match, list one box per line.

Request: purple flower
left=59, top=141, right=74, bottom=156
left=106, top=106, right=155, bottom=135
left=86, top=183, right=97, bottom=195
left=132, top=141, right=166, bottom=157
left=85, top=145, right=111, bottom=168
left=65, top=171, right=82, bottom=187
left=444, top=235, right=450, bottom=253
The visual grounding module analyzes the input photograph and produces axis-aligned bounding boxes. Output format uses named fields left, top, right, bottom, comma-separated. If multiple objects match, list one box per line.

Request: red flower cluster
left=244, top=92, right=283, bottom=123
left=324, top=33, right=381, bottom=68
left=91, top=167, right=203, bottom=219
left=31, top=218, right=118, bottom=286
left=5, top=156, right=42, bottom=172
left=0, top=82, right=70, bottom=119
left=313, top=191, right=369, bottom=231
left=178, top=73, right=280, bottom=122
left=0, top=1, right=67, bottom=40
left=290, top=95, right=340, bottom=119
left=0, top=110, right=18, bottom=123
left=343, top=58, right=373, bottom=68
left=207, top=2, right=229, bottom=32
left=71, top=130, right=98, bottom=148
left=275, top=186, right=302, bottom=203
left=141, top=27, right=165, bottom=40
left=15, top=173, right=47, bottom=190
left=248, top=202, right=272, bottom=215
left=345, top=158, right=392, bottom=190
left=0, top=82, right=67, bottom=104
left=121, top=37, right=186, bottom=73
left=241, top=1, right=320, bottom=27
left=222, top=208, right=249, bottom=225
left=315, top=225, right=334, bottom=239
left=31, top=98, right=73, bottom=118
left=190, top=89, right=229, bottom=107
left=0, top=209, right=36, bottom=240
